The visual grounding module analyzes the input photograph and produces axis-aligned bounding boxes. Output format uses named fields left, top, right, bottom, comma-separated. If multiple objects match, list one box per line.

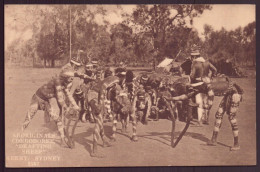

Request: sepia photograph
left=4, top=4, right=256, bottom=167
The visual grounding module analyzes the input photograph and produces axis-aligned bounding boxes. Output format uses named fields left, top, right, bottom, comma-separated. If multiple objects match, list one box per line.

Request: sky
left=4, top=4, right=255, bottom=50
left=193, top=5, right=255, bottom=37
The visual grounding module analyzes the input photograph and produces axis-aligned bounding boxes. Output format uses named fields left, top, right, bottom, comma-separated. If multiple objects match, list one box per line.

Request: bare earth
left=5, top=67, right=256, bottom=167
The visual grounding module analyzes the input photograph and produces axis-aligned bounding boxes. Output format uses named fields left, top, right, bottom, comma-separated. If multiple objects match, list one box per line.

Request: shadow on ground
left=137, top=131, right=230, bottom=148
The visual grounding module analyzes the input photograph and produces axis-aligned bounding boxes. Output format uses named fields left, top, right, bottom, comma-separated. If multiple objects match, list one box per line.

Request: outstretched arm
left=163, top=89, right=197, bottom=102
left=164, top=94, right=189, bottom=101
left=75, top=72, right=95, bottom=81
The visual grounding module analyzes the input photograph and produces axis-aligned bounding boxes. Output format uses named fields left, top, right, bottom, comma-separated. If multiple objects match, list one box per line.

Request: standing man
left=61, top=56, right=82, bottom=74
left=60, top=56, right=84, bottom=98
left=22, top=70, right=80, bottom=147
left=79, top=63, right=96, bottom=123
left=91, top=59, right=103, bottom=81
left=125, top=70, right=135, bottom=102
left=115, top=62, right=127, bottom=90
left=207, top=81, right=243, bottom=151
left=189, top=46, right=217, bottom=125
left=61, top=56, right=95, bottom=122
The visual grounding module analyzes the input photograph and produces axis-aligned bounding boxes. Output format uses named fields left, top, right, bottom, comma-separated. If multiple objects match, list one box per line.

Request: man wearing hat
left=61, top=56, right=82, bottom=75
left=190, top=45, right=217, bottom=125
left=61, top=56, right=95, bottom=81
left=78, top=62, right=96, bottom=123
left=41, top=57, right=82, bottom=124
left=22, top=70, right=80, bottom=147
left=61, top=56, right=95, bottom=121
left=115, top=61, right=127, bottom=77
left=134, top=74, right=149, bottom=90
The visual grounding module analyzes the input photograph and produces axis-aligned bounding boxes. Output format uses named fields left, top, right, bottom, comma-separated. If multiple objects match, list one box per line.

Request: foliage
left=5, top=5, right=255, bottom=68
left=129, top=4, right=212, bottom=63
left=202, top=21, right=255, bottom=66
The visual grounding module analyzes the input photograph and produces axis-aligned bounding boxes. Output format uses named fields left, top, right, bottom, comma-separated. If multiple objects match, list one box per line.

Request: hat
left=191, top=50, right=200, bottom=56
left=137, top=90, right=146, bottom=100
left=85, top=63, right=93, bottom=70
left=70, top=56, right=81, bottom=66
left=141, top=74, right=148, bottom=81
left=119, top=61, right=126, bottom=68
left=91, top=60, right=98, bottom=65
left=118, top=71, right=126, bottom=77
left=190, top=44, right=201, bottom=56
left=116, top=68, right=126, bottom=77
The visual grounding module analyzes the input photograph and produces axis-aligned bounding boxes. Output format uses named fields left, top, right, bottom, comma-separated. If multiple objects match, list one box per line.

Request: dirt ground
left=5, top=67, right=256, bottom=167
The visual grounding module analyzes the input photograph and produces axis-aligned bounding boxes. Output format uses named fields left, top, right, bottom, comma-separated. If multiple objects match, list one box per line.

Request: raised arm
left=209, top=62, right=217, bottom=76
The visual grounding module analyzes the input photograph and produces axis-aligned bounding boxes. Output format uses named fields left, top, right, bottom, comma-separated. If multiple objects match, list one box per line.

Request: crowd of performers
left=21, top=46, right=244, bottom=155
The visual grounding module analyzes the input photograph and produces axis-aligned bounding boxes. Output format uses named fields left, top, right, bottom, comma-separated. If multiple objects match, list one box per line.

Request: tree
left=201, top=21, right=255, bottom=67
left=243, top=21, right=256, bottom=66
left=130, top=4, right=212, bottom=64
left=35, top=6, right=62, bottom=67
left=109, top=23, right=136, bottom=64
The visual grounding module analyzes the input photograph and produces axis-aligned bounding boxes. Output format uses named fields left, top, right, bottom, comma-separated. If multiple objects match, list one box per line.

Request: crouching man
left=21, top=70, right=80, bottom=147
left=207, top=81, right=243, bottom=151
left=132, top=89, right=152, bottom=125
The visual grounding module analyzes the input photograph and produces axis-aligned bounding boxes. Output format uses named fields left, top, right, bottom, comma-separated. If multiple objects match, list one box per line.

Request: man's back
left=190, top=57, right=216, bottom=82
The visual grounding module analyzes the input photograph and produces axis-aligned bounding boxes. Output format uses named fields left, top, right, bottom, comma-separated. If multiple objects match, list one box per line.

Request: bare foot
left=110, top=138, right=116, bottom=142
left=90, top=152, right=105, bottom=158
left=131, top=136, right=138, bottom=142
left=230, top=145, right=240, bottom=151
left=60, top=138, right=70, bottom=148
left=103, top=141, right=112, bottom=147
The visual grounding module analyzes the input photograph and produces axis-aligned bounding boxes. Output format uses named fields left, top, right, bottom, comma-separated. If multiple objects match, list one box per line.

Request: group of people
left=178, top=46, right=243, bottom=151
left=21, top=46, right=244, bottom=151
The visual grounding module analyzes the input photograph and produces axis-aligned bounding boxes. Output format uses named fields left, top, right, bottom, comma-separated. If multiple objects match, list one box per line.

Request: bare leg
left=196, top=93, right=204, bottom=126
left=163, top=99, right=176, bottom=147
left=22, top=94, right=39, bottom=131
left=229, top=93, right=241, bottom=151
left=121, top=116, right=126, bottom=133
left=208, top=96, right=226, bottom=146
left=111, top=113, right=117, bottom=141
left=131, top=113, right=138, bottom=141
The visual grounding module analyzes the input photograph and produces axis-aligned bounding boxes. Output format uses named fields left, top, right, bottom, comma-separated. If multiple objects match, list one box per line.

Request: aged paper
left=5, top=4, right=256, bottom=167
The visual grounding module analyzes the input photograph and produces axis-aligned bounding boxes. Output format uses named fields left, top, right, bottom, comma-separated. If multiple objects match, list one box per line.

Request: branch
left=182, top=5, right=194, bottom=18
left=167, top=13, right=180, bottom=26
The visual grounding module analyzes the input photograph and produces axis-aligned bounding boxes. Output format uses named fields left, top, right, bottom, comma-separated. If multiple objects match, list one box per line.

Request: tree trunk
left=44, top=58, right=46, bottom=68
left=51, top=59, right=55, bottom=68
left=153, top=57, right=156, bottom=70
left=32, top=53, right=36, bottom=68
